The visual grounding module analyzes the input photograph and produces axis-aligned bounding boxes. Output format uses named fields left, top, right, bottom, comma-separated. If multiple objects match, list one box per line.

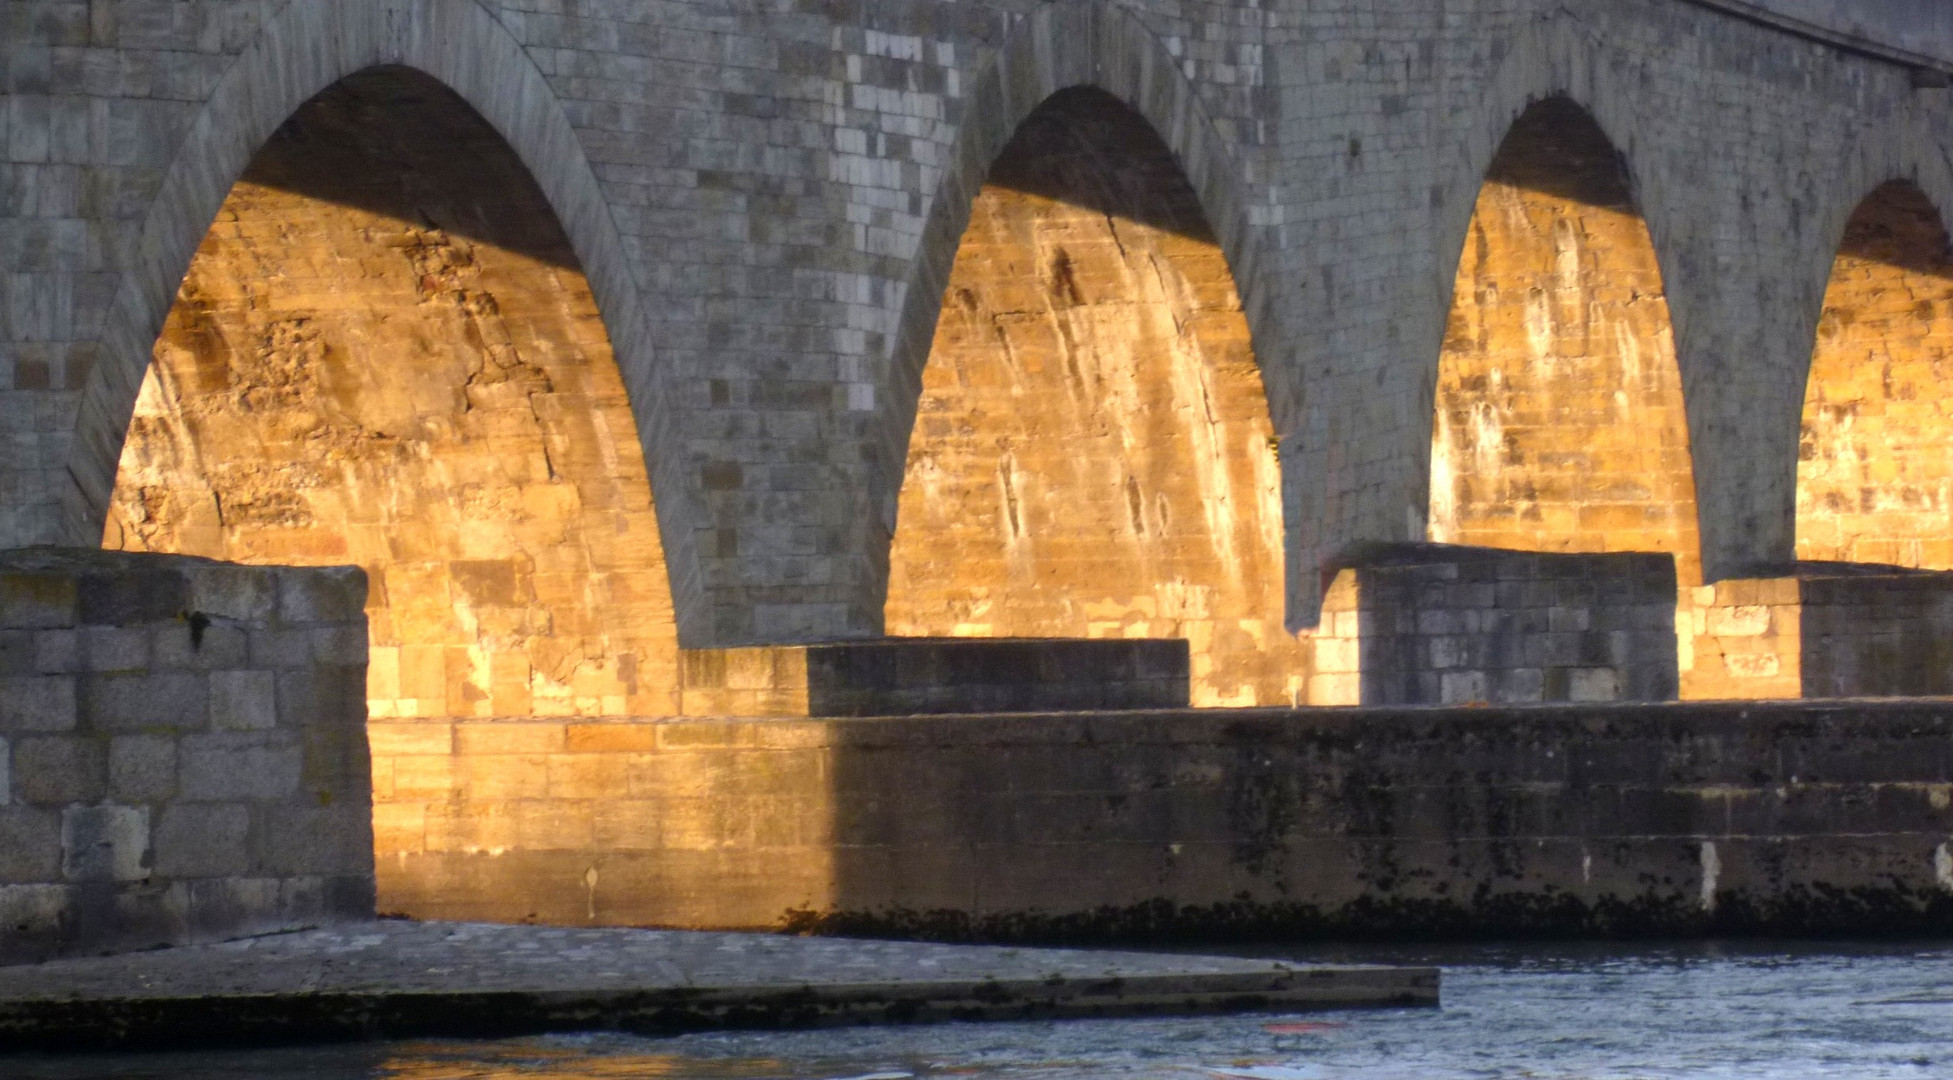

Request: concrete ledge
left=0, top=921, right=1436, bottom=1051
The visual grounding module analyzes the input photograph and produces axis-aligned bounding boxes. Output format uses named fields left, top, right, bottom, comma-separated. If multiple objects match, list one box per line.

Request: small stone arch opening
left=104, top=66, right=680, bottom=721
left=1430, top=96, right=1701, bottom=583
left=1796, top=180, right=1953, bottom=568
left=884, top=87, right=1303, bottom=708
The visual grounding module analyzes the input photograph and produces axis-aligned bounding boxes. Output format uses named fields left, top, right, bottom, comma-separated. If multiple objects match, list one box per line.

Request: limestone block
left=108, top=735, right=176, bottom=803
left=76, top=568, right=188, bottom=626
left=209, top=669, right=276, bottom=731
left=34, top=630, right=77, bottom=674
left=0, top=676, right=75, bottom=732
left=79, top=672, right=207, bottom=732
left=0, top=883, right=66, bottom=944
left=177, top=738, right=301, bottom=802
left=152, top=621, right=249, bottom=671
left=1567, top=667, right=1622, bottom=702
left=79, top=626, right=148, bottom=673
left=184, top=877, right=282, bottom=940
left=153, top=803, right=250, bottom=878
left=0, top=573, right=77, bottom=630
left=274, top=667, right=366, bottom=734
left=0, top=632, right=36, bottom=677
left=0, top=807, right=60, bottom=881
left=60, top=804, right=149, bottom=882
left=276, top=568, right=368, bottom=627
left=14, top=735, right=106, bottom=804
left=366, top=722, right=454, bottom=757
left=188, top=568, right=279, bottom=623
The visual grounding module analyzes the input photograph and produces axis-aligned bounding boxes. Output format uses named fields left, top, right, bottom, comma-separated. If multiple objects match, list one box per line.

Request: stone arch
left=875, top=6, right=1296, bottom=706
left=1407, top=16, right=1710, bottom=573
left=1295, top=11, right=1704, bottom=629
left=1796, top=178, right=1953, bottom=567
left=104, top=65, right=681, bottom=721
left=1429, top=93, right=1701, bottom=581
left=1762, top=103, right=1953, bottom=576
left=67, top=0, right=703, bottom=640
left=872, top=0, right=1282, bottom=590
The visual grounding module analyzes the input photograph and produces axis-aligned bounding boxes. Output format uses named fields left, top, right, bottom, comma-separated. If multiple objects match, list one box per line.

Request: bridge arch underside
left=1797, top=181, right=1953, bottom=569
left=884, top=87, right=1301, bottom=708
left=1430, top=96, right=1701, bottom=585
left=105, top=66, right=680, bottom=721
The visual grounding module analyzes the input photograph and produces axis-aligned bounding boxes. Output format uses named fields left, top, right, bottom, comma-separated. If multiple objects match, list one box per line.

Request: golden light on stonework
left=885, top=88, right=1305, bottom=709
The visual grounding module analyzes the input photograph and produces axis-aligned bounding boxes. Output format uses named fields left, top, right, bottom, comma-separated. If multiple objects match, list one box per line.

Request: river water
left=9, top=941, right=1952, bottom=1079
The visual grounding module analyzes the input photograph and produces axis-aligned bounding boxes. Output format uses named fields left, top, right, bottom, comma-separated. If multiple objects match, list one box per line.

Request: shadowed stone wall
left=1317, top=545, right=1680, bottom=707
left=884, top=88, right=1302, bottom=708
left=369, top=701, right=1953, bottom=937
left=0, top=549, right=373, bottom=964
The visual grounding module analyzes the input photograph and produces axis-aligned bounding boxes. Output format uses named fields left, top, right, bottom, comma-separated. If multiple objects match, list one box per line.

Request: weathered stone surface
left=103, top=69, right=679, bottom=724
left=367, top=701, right=1953, bottom=937
left=0, top=0, right=1936, bottom=646
left=5, top=0, right=1953, bottom=954
left=885, top=88, right=1302, bottom=708
left=1797, top=182, right=1953, bottom=570
left=0, top=548, right=373, bottom=964
left=1314, top=544, right=1679, bottom=706
left=1432, top=98, right=1701, bottom=585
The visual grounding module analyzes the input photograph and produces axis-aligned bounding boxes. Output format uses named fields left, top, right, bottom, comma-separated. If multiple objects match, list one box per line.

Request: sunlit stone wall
left=1431, top=98, right=1701, bottom=584
left=884, top=89, right=1307, bottom=708
left=1797, top=181, right=1953, bottom=570
left=103, top=69, right=681, bottom=723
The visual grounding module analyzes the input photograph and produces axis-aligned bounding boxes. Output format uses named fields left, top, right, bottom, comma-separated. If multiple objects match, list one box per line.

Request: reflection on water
left=8, top=941, right=1953, bottom=1079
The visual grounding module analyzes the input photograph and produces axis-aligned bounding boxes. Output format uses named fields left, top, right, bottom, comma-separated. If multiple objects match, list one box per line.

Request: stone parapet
left=1314, top=544, right=1680, bottom=706
left=1686, top=1, right=1953, bottom=73
left=677, top=638, right=1191, bottom=717
left=0, top=548, right=374, bottom=964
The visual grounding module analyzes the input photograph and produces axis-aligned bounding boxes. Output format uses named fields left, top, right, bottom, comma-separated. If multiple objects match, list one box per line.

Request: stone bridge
left=6, top=0, right=1953, bottom=950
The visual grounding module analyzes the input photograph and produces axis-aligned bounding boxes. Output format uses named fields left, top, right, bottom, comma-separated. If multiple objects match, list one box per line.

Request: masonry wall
left=1430, top=99, right=1701, bottom=585
left=103, top=68, right=681, bottom=723
left=1799, top=572, right=1953, bottom=697
left=1679, top=577, right=1805, bottom=700
left=1797, top=182, right=1953, bottom=571
left=369, top=701, right=1953, bottom=937
left=3, top=0, right=1948, bottom=644
left=1677, top=567, right=1953, bottom=700
left=0, top=549, right=374, bottom=964
left=1315, top=545, right=1679, bottom=706
left=884, top=88, right=1302, bottom=707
